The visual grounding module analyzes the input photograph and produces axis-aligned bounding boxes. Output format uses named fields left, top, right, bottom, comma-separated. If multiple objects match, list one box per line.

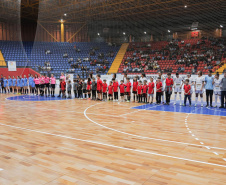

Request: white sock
left=215, top=94, right=218, bottom=106
left=179, top=94, right=182, bottom=104
left=201, top=97, right=203, bottom=104
left=174, top=94, right=177, bottom=102
left=195, top=97, right=198, bottom=104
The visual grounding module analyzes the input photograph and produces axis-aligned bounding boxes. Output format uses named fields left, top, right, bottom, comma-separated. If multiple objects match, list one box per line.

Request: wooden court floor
left=0, top=94, right=226, bottom=185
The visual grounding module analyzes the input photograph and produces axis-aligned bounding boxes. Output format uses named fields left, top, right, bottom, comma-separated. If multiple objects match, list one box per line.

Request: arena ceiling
left=0, top=0, right=225, bottom=28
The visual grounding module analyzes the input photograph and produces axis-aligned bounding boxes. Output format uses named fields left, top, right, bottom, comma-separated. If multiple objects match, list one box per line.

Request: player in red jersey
left=102, top=79, right=108, bottom=101
left=156, top=77, right=163, bottom=104
left=125, top=78, right=131, bottom=102
left=96, top=74, right=103, bottom=101
left=119, top=80, right=126, bottom=102
left=148, top=77, right=155, bottom=104
left=112, top=78, right=119, bottom=101
left=137, top=81, right=143, bottom=103
left=184, top=79, right=191, bottom=106
left=108, top=81, right=113, bottom=101
left=142, top=80, right=148, bottom=103
left=86, top=78, right=92, bottom=99
left=132, top=77, right=138, bottom=102
left=165, top=73, right=174, bottom=105
left=60, top=78, right=66, bottom=98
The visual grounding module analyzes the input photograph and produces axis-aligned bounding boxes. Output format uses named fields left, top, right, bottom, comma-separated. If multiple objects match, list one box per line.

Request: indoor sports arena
left=0, top=0, right=226, bottom=184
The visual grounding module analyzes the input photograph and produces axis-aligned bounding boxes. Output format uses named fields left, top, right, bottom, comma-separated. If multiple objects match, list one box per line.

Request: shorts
left=195, top=90, right=203, bottom=94
left=174, top=86, right=182, bottom=93
left=125, top=92, right=130, bottom=95
left=143, top=93, right=147, bottom=97
left=45, top=83, right=49, bottom=88
left=86, top=90, right=90, bottom=93
left=109, top=93, right=112, bottom=97
left=148, top=93, right=154, bottom=97
left=97, top=90, right=102, bottom=93
left=120, top=93, right=124, bottom=96
left=40, top=84, right=44, bottom=88
left=214, top=91, right=221, bottom=95
left=83, top=89, right=87, bottom=93
left=133, top=91, right=137, bottom=94
left=103, top=92, right=107, bottom=96
left=51, top=84, right=55, bottom=89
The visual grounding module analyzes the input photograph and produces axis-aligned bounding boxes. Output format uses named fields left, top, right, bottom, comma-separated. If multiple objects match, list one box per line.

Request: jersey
left=148, top=82, right=154, bottom=94
left=195, top=76, right=205, bottom=91
left=142, top=84, right=148, bottom=94
left=213, top=78, right=221, bottom=92
left=174, top=77, right=183, bottom=88
left=132, top=81, right=138, bottom=92
left=8, top=78, right=12, bottom=86
left=156, top=82, right=163, bottom=92
left=184, top=84, right=191, bottom=95
left=102, top=83, right=108, bottom=93
left=23, top=78, right=28, bottom=86
left=97, top=79, right=102, bottom=91
left=108, top=85, right=113, bottom=94
left=119, top=84, right=126, bottom=93
left=125, top=82, right=131, bottom=92
left=12, top=78, right=16, bottom=86
left=137, top=85, right=143, bottom=95
left=113, top=81, right=118, bottom=92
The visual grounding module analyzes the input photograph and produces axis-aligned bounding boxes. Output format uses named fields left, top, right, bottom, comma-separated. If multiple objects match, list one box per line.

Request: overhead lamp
left=144, top=31, right=147, bottom=34
left=220, top=25, right=223, bottom=28
left=64, top=13, right=67, bottom=16
left=168, top=30, right=171, bottom=33
left=184, top=5, right=187, bottom=8
left=123, top=32, right=126, bottom=35
left=97, top=33, right=100, bottom=36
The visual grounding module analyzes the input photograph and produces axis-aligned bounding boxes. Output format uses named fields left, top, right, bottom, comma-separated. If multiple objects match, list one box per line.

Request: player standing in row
left=219, top=71, right=226, bottom=108
left=50, top=74, right=56, bottom=97
left=148, top=77, right=155, bottom=104
left=184, top=73, right=194, bottom=98
left=205, top=70, right=214, bottom=107
left=173, top=73, right=183, bottom=105
left=96, top=74, right=102, bottom=101
left=125, top=78, right=131, bottom=102
left=158, top=72, right=165, bottom=104
left=132, top=77, right=138, bottom=102
left=213, top=72, right=221, bottom=107
left=195, top=71, right=205, bottom=107
left=165, top=73, right=174, bottom=105
left=12, top=76, right=17, bottom=93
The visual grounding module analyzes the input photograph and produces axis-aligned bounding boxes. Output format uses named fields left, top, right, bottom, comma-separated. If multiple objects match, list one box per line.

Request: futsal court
left=0, top=93, right=226, bottom=185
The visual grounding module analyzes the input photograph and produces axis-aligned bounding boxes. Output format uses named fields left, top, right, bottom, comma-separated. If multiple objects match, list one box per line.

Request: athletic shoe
left=214, top=105, right=217, bottom=108
left=219, top=106, right=224, bottom=108
left=194, top=104, right=197, bottom=107
left=205, top=104, right=209, bottom=107
left=127, top=100, right=130, bottom=102
left=174, top=102, right=176, bottom=105
left=180, top=103, right=183, bottom=106
left=201, top=104, right=203, bottom=107
left=210, top=105, right=213, bottom=107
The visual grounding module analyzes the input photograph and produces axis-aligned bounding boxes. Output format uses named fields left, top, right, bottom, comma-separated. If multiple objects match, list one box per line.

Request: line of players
left=0, top=74, right=56, bottom=97
left=57, top=70, right=226, bottom=108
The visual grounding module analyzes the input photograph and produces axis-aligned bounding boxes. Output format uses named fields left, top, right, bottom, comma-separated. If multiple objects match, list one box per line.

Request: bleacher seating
left=0, top=41, right=120, bottom=78
left=118, top=38, right=226, bottom=74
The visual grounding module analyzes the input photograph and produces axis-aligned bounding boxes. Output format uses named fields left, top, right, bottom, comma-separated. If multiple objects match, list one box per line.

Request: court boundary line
left=84, top=103, right=226, bottom=151
left=0, top=122, right=226, bottom=168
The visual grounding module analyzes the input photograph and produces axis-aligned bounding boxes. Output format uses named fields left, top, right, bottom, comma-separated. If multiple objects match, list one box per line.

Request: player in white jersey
left=173, top=73, right=183, bottom=105
left=213, top=72, right=221, bottom=107
left=158, top=71, right=165, bottom=104
left=194, top=71, right=205, bottom=107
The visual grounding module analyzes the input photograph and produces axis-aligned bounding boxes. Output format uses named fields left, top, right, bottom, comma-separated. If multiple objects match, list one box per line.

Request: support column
left=61, top=22, right=64, bottom=42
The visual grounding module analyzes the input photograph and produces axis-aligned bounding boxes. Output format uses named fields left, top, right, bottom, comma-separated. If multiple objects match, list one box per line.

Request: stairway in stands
left=0, top=51, right=6, bottom=66
left=108, top=43, right=129, bottom=74
left=215, top=60, right=226, bottom=74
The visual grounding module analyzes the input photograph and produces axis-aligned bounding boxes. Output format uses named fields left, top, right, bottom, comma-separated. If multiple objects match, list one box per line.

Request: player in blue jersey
left=16, top=76, right=21, bottom=94
left=12, top=76, right=17, bottom=94
left=8, top=75, right=12, bottom=93
left=3, top=77, right=8, bottom=93
left=23, top=75, right=28, bottom=94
